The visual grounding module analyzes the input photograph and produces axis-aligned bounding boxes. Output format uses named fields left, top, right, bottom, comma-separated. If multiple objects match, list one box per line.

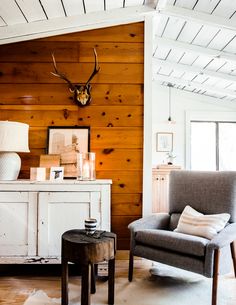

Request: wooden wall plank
left=0, top=84, right=143, bottom=105
left=0, top=106, right=143, bottom=127
left=41, top=23, right=144, bottom=42
left=0, top=41, right=143, bottom=63
left=0, top=22, right=144, bottom=250
left=112, top=194, right=142, bottom=215
left=91, top=127, right=143, bottom=148
left=96, top=171, right=143, bottom=193
left=0, top=62, right=143, bottom=84
left=27, top=127, right=143, bottom=149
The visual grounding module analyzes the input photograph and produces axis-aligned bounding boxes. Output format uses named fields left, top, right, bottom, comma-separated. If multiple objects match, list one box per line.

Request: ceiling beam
left=153, top=74, right=236, bottom=99
left=153, top=58, right=236, bottom=83
left=154, top=37, right=236, bottom=65
left=153, top=81, right=236, bottom=110
left=157, top=4, right=236, bottom=32
left=0, top=5, right=155, bottom=45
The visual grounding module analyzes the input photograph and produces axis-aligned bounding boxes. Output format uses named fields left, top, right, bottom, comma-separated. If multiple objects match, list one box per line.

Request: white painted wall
left=152, top=83, right=236, bottom=169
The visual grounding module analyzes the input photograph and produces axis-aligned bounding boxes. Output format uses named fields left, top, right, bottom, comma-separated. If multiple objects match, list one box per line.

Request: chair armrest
left=207, top=223, right=236, bottom=250
left=128, top=213, right=170, bottom=232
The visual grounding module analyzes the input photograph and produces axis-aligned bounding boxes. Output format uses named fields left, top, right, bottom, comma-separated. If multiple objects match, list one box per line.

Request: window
left=190, top=121, right=236, bottom=171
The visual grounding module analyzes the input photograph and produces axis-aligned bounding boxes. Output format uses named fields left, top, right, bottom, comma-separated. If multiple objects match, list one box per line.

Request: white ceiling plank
left=154, top=15, right=169, bottom=36
left=84, top=0, right=104, bottom=13
left=0, top=0, right=26, bottom=25
left=39, top=0, right=65, bottom=18
left=191, top=56, right=213, bottom=69
left=155, top=37, right=236, bottom=65
left=154, top=74, right=236, bottom=98
left=204, top=91, right=226, bottom=99
left=192, top=74, right=208, bottom=83
left=125, top=0, right=144, bottom=7
left=211, top=0, right=236, bottom=19
left=223, top=36, right=236, bottom=53
left=170, top=70, right=184, bottom=78
left=62, top=0, right=84, bottom=16
left=207, top=29, right=236, bottom=50
left=154, top=46, right=171, bottom=59
left=179, top=53, right=198, bottom=65
left=192, top=25, right=220, bottom=47
left=217, top=62, right=236, bottom=74
left=106, top=0, right=123, bottom=10
left=180, top=71, right=198, bottom=81
left=193, top=0, right=224, bottom=14
left=213, top=79, right=234, bottom=89
left=0, top=17, right=6, bottom=26
left=177, top=20, right=202, bottom=43
left=174, top=0, right=196, bottom=9
left=145, top=0, right=159, bottom=9
left=226, top=83, right=236, bottom=91
left=0, top=5, right=155, bottom=44
left=155, top=0, right=170, bottom=8
left=153, top=58, right=236, bottom=84
left=158, top=4, right=236, bottom=32
left=15, top=0, right=46, bottom=22
left=203, top=76, right=219, bottom=87
left=158, top=66, right=172, bottom=75
left=162, top=16, right=186, bottom=39
left=205, top=58, right=228, bottom=71
left=166, top=48, right=185, bottom=62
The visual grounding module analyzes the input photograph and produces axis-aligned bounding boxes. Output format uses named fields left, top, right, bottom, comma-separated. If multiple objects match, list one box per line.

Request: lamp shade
left=0, top=121, right=30, bottom=152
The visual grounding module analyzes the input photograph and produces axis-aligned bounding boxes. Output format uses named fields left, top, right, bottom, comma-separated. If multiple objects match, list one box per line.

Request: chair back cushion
left=169, top=171, right=236, bottom=223
left=169, top=213, right=181, bottom=231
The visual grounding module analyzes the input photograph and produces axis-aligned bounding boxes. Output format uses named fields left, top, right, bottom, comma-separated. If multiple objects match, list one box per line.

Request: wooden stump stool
left=61, top=229, right=116, bottom=305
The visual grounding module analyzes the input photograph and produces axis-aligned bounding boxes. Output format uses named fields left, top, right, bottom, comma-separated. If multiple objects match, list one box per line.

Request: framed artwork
left=47, top=126, right=90, bottom=178
left=156, top=132, right=173, bottom=152
left=50, top=167, right=64, bottom=181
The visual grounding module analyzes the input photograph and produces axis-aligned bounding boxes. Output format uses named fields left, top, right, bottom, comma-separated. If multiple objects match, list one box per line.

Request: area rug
left=23, top=264, right=234, bottom=305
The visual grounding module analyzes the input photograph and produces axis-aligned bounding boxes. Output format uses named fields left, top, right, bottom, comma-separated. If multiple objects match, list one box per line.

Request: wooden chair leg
left=230, top=242, right=236, bottom=278
left=108, top=258, right=115, bottom=305
left=128, top=251, right=133, bottom=282
left=212, top=249, right=220, bottom=305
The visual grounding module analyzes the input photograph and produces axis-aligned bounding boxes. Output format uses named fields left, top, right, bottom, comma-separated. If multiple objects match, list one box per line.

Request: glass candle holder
left=77, top=152, right=96, bottom=180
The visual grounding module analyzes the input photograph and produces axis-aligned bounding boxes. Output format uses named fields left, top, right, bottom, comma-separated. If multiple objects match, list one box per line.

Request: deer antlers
left=51, top=48, right=100, bottom=107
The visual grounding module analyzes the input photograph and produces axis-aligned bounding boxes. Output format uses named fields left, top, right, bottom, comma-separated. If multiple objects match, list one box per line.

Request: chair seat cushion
left=134, top=229, right=209, bottom=257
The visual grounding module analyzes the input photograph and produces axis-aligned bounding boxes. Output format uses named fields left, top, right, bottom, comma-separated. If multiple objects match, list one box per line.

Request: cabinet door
left=38, top=191, right=101, bottom=257
left=152, top=173, right=169, bottom=213
left=0, top=192, right=37, bottom=256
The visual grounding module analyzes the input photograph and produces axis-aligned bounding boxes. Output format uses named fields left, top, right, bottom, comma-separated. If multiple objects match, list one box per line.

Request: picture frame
left=156, top=132, right=173, bottom=152
left=47, top=126, right=90, bottom=178
left=50, top=167, right=64, bottom=181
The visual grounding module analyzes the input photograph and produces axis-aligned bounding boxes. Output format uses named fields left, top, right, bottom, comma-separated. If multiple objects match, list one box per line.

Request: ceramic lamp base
left=0, top=152, right=21, bottom=180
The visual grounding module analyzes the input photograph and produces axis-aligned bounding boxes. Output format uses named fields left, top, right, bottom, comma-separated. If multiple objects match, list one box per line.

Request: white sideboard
left=0, top=179, right=112, bottom=263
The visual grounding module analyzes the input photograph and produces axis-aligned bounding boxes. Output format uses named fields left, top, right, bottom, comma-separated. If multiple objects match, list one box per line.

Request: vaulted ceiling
left=0, top=0, right=236, bottom=103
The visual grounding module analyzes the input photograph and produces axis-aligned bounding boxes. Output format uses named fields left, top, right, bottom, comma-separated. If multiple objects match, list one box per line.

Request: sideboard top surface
left=0, top=179, right=112, bottom=192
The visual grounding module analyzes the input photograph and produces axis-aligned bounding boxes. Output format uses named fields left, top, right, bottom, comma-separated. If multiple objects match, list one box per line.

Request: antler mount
left=51, top=48, right=100, bottom=107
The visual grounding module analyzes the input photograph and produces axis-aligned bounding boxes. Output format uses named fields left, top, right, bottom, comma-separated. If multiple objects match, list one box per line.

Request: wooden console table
left=0, top=179, right=112, bottom=263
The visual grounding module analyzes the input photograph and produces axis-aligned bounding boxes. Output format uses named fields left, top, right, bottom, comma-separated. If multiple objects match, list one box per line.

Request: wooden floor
left=0, top=257, right=235, bottom=305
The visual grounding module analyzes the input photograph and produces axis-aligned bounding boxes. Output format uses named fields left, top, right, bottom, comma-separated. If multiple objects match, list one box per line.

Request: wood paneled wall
left=0, top=22, right=144, bottom=249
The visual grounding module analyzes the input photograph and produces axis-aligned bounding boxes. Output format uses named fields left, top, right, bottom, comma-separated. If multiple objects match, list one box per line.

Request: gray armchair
left=128, top=171, right=236, bottom=305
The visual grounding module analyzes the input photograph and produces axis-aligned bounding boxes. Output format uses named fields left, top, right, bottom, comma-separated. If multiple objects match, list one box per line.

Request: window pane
left=219, top=123, right=236, bottom=170
left=191, top=122, right=216, bottom=170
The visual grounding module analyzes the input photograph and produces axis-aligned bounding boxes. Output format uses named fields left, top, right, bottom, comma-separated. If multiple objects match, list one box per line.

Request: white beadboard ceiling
left=0, top=0, right=236, bottom=103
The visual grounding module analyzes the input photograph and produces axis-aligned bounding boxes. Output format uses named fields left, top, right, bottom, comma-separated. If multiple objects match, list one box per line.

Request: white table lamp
left=0, top=121, right=30, bottom=180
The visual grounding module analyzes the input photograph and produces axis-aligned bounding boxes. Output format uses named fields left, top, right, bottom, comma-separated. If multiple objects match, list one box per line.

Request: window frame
left=185, top=111, right=236, bottom=170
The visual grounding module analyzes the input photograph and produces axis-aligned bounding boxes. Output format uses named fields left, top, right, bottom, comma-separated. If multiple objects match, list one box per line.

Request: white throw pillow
left=175, top=205, right=230, bottom=240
